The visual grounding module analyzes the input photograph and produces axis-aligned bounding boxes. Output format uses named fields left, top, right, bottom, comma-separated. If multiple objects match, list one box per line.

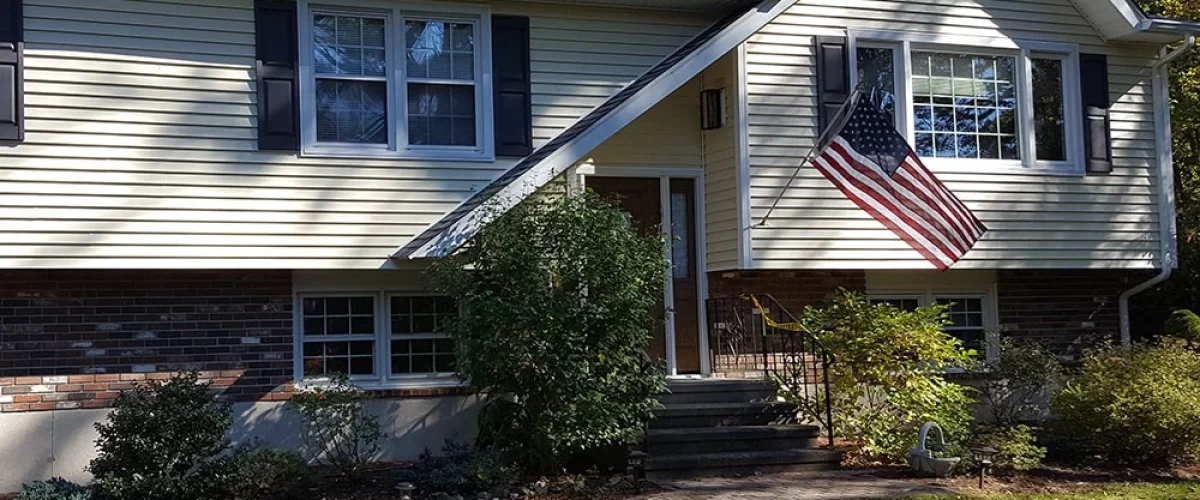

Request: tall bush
left=89, top=372, right=233, bottom=500
left=1053, top=342, right=1200, bottom=466
left=792, top=291, right=977, bottom=462
left=431, top=192, right=669, bottom=473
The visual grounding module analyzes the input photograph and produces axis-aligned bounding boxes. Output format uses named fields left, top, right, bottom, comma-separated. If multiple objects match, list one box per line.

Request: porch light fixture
left=700, top=88, right=726, bottom=130
left=970, top=445, right=1000, bottom=489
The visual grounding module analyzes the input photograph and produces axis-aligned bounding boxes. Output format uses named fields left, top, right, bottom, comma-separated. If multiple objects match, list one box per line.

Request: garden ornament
left=906, top=421, right=962, bottom=477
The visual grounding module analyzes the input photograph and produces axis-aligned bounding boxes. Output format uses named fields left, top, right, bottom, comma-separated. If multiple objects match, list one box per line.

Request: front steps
left=645, top=379, right=842, bottom=478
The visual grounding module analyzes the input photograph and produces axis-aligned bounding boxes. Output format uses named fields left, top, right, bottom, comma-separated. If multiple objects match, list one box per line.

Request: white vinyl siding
left=0, top=0, right=711, bottom=269
left=744, top=0, right=1164, bottom=270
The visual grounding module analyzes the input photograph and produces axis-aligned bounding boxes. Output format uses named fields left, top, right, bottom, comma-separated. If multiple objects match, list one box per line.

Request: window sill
left=920, top=158, right=1084, bottom=177
left=296, top=374, right=466, bottom=391
left=300, top=146, right=496, bottom=163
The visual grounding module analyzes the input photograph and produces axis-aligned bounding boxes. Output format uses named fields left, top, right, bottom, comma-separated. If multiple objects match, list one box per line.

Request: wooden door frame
left=584, top=166, right=711, bottom=377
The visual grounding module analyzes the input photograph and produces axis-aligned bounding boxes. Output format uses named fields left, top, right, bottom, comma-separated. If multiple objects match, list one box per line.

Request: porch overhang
left=391, top=0, right=793, bottom=260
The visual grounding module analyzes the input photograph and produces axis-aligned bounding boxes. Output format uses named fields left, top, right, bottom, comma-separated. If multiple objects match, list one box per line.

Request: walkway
left=639, top=471, right=957, bottom=500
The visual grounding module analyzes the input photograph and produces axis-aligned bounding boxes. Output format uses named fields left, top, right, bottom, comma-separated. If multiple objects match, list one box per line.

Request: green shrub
left=16, top=478, right=91, bottom=500
left=1165, top=309, right=1200, bottom=342
left=288, top=373, right=382, bottom=476
left=974, top=338, right=1062, bottom=425
left=404, top=441, right=519, bottom=496
left=1052, top=343, right=1200, bottom=466
left=431, top=193, right=668, bottom=473
left=225, top=448, right=313, bottom=500
left=787, top=291, right=977, bottom=463
left=964, top=424, right=1046, bottom=472
left=89, top=372, right=233, bottom=500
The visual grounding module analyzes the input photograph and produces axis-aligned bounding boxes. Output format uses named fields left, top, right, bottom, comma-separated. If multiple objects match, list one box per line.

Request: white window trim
left=293, top=290, right=465, bottom=390
left=384, top=292, right=461, bottom=385
left=866, top=284, right=1000, bottom=362
left=297, top=0, right=495, bottom=161
left=849, top=30, right=1085, bottom=176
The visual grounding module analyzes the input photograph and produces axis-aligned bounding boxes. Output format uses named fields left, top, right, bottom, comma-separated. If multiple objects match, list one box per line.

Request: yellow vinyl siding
left=0, top=0, right=711, bottom=268
left=745, top=0, right=1163, bottom=270
left=701, top=53, right=742, bottom=271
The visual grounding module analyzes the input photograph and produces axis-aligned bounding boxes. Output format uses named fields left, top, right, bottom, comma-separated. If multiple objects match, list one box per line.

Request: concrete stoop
left=645, top=379, right=842, bottom=478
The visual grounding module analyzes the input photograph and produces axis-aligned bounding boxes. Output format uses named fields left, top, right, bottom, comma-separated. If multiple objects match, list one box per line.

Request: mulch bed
left=863, top=463, right=1200, bottom=496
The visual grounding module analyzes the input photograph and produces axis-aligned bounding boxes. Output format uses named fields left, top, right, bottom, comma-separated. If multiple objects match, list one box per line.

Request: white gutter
left=1118, top=34, right=1195, bottom=346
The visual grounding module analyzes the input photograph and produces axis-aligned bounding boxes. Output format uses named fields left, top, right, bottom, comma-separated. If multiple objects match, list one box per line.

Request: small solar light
left=628, top=450, right=648, bottom=492
left=970, top=446, right=1000, bottom=489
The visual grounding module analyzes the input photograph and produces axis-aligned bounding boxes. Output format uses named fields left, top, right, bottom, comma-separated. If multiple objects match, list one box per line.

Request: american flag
left=811, top=97, right=988, bottom=270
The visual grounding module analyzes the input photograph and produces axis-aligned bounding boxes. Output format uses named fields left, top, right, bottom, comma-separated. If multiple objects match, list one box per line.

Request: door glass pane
left=1033, top=58, right=1066, bottom=161
left=856, top=47, right=896, bottom=125
left=670, top=192, right=691, bottom=280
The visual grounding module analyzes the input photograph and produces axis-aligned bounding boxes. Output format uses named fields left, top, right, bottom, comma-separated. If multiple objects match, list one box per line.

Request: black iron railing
left=706, top=294, right=835, bottom=446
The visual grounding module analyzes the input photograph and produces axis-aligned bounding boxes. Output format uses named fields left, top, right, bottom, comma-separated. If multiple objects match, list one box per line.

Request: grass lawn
left=908, top=481, right=1200, bottom=499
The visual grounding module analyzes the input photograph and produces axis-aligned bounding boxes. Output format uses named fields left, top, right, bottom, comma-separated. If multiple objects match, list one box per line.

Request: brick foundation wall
left=996, top=269, right=1153, bottom=356
left=0, top=270, right=296, bottom=412
left=707, top=270, right=866, bottom=314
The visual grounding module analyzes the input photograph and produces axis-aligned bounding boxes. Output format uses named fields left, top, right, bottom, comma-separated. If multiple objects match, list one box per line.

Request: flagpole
left=757, top=89, right=863, bottom=227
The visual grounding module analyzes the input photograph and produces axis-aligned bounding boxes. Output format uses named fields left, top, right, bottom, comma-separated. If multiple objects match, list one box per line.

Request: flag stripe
left=891, top=164, right=980, bottom=245
left=830, top=140, right=974, bottom=253
left=903, top=154, right=987, bottom=236
left=822, top=143, right=966, bottom=259
left=812, top=159, right=953, bottom=269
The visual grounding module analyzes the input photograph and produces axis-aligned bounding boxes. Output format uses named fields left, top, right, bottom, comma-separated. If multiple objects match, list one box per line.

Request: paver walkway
left=638, top=471, right=957, bottom=500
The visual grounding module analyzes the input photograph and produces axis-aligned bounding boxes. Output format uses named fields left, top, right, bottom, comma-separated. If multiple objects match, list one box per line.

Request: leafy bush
left=16, top=478, right=90, bottom=500
left=225, top=448, right=313, bottom=500
left=1053, top=343, right=1200, bottom=466
left=431, top=193, right=668, bottom=473
left=964, top=424, right=1046, bottom=472
left=790, top=291, right=977, bottom=463
left=1165, top=309, right=1200, bottom=343
left=288, top=373, right=382, bottom=476
left=89, top=372, right=233, bottom=500
left=404, top=441, right=519, bottom=496
left=974, top=338, right=1062, bottom=425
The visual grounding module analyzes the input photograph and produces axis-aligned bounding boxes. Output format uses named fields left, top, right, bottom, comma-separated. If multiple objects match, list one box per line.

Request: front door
left=588, top=176, right=702, bottom=375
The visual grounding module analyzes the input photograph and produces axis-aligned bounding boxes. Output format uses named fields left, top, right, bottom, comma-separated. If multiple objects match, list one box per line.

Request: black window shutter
left=815, top=35, right=849, bottom=134
left=0, top=0, right=22, bottom=142
left=255, top=0, right=299, bottom=151
left=492, top=15, right=532, bottom=157
left=1080, top=53, right=1111, bottom=174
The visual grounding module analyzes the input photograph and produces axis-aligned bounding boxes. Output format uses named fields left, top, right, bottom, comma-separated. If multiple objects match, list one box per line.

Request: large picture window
left=297, top=292, right=461, bottom=387
left=299, top=2, right=493, bottom=159
left=852, top=37, right=1082, bottom=173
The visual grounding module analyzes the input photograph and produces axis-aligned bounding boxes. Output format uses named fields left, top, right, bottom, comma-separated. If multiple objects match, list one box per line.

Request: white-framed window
left=298, top=0, right=494, bottom=160
left=867, top=288, right=998, bottom=359
left=850, top=34, right=1083, bottom=175
left=296, top=291, right=461, bottom=388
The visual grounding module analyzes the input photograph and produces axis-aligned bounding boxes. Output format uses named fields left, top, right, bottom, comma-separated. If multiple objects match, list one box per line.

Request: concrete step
left=646, top=425, right=821, bottom=455
left=651, top=402, right=798, bottom=429
left=660, top=379, right=777, bottom=405
left=645, top=448, right=843, bottom=477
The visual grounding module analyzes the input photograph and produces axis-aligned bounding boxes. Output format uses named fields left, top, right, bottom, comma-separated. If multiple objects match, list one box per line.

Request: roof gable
left=393, top=0, right=793, bottom=260
left=1070, top=0, right=1199, bottom=42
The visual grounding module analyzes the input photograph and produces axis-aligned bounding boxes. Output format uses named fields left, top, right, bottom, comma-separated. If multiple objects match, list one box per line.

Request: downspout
left=1118, top=34, right=1195, bottom=346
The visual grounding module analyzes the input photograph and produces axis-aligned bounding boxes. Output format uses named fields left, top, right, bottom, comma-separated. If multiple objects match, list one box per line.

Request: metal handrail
left=705, top=294, right=836, bottom=447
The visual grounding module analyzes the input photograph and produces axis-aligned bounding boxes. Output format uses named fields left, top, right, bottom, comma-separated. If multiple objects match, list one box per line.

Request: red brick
left=14, top=376, right=40, bottom=385
left=56, top=384, right=82, bottom=392
left=28, top=402, right=55, bottom=411
left=0, top=377, right=13, bottom=386
left=82, top=384, right=107, bottom=392
left=119, top=374, right=145, bottom=382
left=13, top=395, right=40, bottom=404
left=94, top=374, right=120, bottom=383
left=68, top=375, right=95, bottom=384
left=2, top=403, right=30, bottom=412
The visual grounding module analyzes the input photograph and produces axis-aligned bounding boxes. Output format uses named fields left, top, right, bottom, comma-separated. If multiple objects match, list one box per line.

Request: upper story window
left=299, top=2, right=493, bottom=159
left=853, top=37, right=1083, bottom=174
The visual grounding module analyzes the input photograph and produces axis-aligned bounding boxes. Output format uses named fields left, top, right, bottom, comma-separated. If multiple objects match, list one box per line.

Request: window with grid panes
left=911, top=52, right=1020, bottom=160
left=390, top=296, right=458, bottom=375
left=934, top=297, right=986, bottom=353
left=868, top=296, right=921, bottom=312
left=301, top=296, right=377, bottom=377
